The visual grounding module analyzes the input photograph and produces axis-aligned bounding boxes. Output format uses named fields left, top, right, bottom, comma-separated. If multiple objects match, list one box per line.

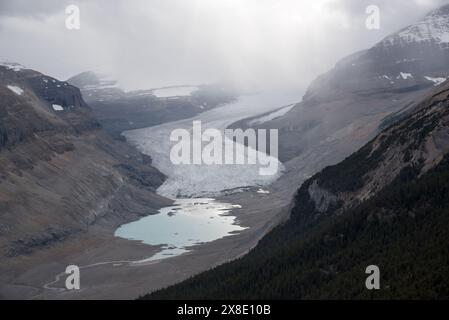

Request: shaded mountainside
left=68, top=71, right=237, bottom=138
left=0, top=63, right=170, bottom=258
left=144, top=81, right=449, bottom=299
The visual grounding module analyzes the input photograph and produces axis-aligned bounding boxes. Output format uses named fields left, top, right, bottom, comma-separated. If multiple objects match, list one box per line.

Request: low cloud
left=0, top=0, right=447, bottom=92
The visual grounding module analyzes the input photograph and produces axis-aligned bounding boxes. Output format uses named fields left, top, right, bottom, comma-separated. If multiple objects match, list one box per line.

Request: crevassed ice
left=124, top=125, right=283, bottom=197
left=123, top=91, right=301, bottom=198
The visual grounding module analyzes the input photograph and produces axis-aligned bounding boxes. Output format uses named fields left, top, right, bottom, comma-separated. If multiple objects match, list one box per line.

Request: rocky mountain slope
left=0, top=61, right=170, bottom=259
left=68, top=71, right=237, bottom=138
left=234, top=4, right=449, bottom=193
left=145, top=78, right=449, bottom=300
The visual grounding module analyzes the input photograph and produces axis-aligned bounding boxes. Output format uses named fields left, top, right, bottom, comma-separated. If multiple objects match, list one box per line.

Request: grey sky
left=0, top=0, right=447, bottom=91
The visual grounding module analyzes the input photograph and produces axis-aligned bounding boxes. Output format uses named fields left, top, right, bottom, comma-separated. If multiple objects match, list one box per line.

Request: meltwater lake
left=115, top=198, right=246, bottom=262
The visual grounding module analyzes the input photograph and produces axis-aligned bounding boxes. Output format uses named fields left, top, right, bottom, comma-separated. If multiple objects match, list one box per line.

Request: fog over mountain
left=0, top=0, right=448, bottom=91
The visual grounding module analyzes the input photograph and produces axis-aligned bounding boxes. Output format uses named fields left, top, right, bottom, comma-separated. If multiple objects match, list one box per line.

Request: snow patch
left=152, top=86, right=198, bottom=98
left=7, top=85, right=24, bottom=96
left=399, top=72, right=413, bottom=80
left=52, top=104, right=64, bottom=111
left=424, top=76, right=447, bottom=86
left=0, top=58, right=26, bottom=72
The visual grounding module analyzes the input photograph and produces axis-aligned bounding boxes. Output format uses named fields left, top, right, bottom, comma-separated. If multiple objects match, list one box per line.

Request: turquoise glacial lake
left=115, top=198, right=246, bottom=262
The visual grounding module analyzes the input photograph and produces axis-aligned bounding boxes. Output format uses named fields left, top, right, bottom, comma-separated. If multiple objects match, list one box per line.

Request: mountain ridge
left=227, top=4, right=449, bottom=207
left=0, top=63, right=170, bottom=260
left=67, top=71, right=238, bottom=138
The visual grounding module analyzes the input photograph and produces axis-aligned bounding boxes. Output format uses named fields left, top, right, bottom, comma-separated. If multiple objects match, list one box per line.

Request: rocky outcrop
left=293, top=80, right=449, bottom=229
left=307, top=180, right=338, bottom=213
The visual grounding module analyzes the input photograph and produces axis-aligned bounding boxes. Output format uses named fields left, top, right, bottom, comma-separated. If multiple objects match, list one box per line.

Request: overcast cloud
left=0, top=0, right=447, bottom=91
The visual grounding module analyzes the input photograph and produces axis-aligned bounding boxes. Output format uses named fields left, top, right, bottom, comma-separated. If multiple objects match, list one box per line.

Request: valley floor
left=0, top=188, right=291, bottom=299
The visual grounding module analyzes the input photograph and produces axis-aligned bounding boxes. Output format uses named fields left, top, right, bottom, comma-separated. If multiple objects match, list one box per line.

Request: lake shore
left=0, top=188, right=291, bottom=299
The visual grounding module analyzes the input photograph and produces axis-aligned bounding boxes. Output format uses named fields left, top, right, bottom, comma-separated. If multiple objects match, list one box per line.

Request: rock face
left=67, top=71, right=237, bottom=138
left=0, top=63, right=170, bottom=258
left=295, top=81, right=449, bottom=228
left=237, top=5, right=449, bottom=192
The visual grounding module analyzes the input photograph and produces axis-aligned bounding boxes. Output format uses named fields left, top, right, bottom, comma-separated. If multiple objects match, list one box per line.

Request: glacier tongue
left=123, top=91, right=301, bottom=198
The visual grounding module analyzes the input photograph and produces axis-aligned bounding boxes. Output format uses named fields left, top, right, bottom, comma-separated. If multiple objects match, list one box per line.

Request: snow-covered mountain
left=68, top=71, right=202, bottom=101
left=67, top=71, right=124, bottom=101
left=305, top=4, right=449, bottom=103
left=380, top=4, right=449, bottom=46
left=0, top=58, right=27, bottom=72
left=233, top=4, right=449, bottom=196
left=67, top=71, right=237, bottom=138
left=366, top=4, right=449, bottom=89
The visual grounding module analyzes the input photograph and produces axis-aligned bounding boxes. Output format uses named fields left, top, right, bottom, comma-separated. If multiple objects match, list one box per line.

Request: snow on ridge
left=0, top=58, right=26, bottom=72
left=83, top=75, right=118, bottom=90
left=380, top=9, right=449, bottom=46
left=7, top=85, right=24, bottom=95
left=399, top=72, right=413, bottom=80
left=424, top=76, right=447, bottom=86
left=52, top=104, right=64, bottom=111
left=380, top=75, right=395, bottom=84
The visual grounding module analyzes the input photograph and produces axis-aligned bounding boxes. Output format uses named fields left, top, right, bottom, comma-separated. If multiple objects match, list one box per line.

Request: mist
left=0, top=0, right=447, bottom=92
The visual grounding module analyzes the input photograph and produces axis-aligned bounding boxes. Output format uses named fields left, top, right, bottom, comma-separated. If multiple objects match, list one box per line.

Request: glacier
left=123, top=90, right=302, bottom=198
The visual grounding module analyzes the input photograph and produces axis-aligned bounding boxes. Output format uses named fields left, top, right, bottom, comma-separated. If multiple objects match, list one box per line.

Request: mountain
left=380, top=4, right=449, bottom=47
left=0, top=61, right=170, bottom=261
left=232, top=4, right=449, bottom=194
left=145, top=78, right=449, bottom=300
left=67, top=71, right=237, bottom=138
